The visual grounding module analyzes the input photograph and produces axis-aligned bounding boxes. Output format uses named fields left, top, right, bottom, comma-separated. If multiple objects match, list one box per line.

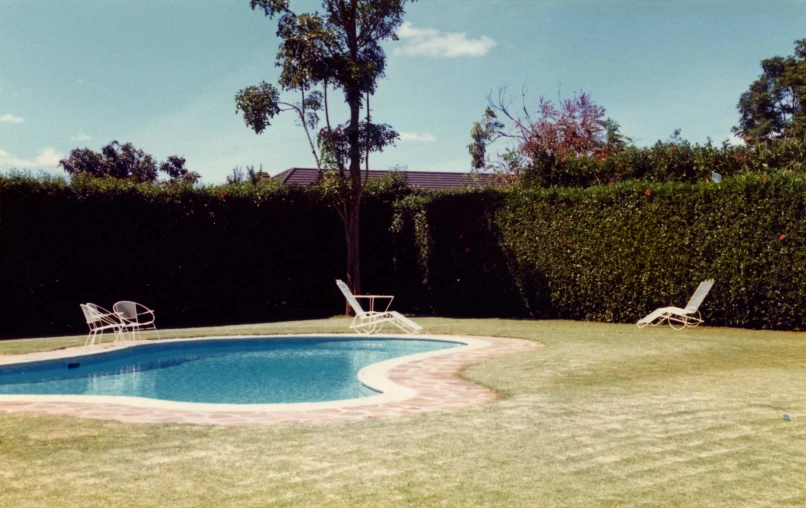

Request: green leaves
left=234, top=82, right=282, bottom=135
left=734, top=38, right=806, bottom=143
left=389, top=173, right=806, bottom=329
left=249, top=0, right=290, bottom=17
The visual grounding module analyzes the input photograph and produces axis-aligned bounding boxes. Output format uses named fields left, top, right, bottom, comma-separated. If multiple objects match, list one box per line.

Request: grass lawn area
left=1, top=317, right=805, bottom=506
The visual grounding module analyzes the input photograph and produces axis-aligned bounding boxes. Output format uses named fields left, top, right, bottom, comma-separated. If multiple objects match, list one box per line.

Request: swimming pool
left=0, top=337, right=461, bottom=404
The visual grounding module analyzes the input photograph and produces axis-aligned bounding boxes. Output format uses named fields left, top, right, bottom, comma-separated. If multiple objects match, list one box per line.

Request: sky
left=2, top=0, right=805, bottom=183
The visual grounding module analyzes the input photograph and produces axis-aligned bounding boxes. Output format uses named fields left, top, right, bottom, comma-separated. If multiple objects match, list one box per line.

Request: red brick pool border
left=0, top=335, right=541, bottom=426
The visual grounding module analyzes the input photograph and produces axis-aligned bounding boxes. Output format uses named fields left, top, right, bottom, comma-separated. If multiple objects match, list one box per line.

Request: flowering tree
left=469, top=87, right=623, bottom=185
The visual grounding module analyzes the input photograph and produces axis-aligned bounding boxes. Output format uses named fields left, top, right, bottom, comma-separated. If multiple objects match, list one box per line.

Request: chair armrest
left=353, top=295, right=394, bottom=312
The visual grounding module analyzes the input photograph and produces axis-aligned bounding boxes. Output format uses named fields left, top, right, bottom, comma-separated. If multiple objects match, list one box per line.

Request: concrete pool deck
left=0, top=334, right=541, bottom=426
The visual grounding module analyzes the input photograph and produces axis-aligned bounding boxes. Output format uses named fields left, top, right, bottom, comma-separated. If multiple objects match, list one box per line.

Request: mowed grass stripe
left=1, top=317, right=805, bottom=506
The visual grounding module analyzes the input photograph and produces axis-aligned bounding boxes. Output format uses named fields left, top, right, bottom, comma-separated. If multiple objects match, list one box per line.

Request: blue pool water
left=0, top=338, right=460, bottom=404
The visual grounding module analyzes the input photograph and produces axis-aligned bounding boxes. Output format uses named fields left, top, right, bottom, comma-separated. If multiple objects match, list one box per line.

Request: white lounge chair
left=113, top=301, right=159, bottom=340
left=336, top=279, right=423, bottom=335
left=637, top=279, right=715, bottom=330
left=81, top=303, right=126, bottom=347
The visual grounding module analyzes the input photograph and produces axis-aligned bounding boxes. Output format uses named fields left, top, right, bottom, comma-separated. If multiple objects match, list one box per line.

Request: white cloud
left=0, top=147, right=65, bottom=168
left=727, top=133, right=746, bottom=146
left=0, top=113, right=24, bottom=124
left=394, top=22, right=496, bottom=58
left=399, top=131, right=437, bottom=142
left=69, top=131, right=92, bottom=142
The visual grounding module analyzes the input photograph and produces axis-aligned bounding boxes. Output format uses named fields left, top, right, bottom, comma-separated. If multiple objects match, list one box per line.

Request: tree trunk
left=344, top=204, right=361, bottom=302
left=343, top=1, right=362, bottom=308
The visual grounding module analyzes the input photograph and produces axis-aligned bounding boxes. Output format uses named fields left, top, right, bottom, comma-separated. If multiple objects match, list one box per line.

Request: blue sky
left=2, top=0, right=805, bottom=183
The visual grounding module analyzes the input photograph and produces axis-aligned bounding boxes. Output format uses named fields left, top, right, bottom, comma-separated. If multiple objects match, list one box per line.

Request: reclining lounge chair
left=637, top=279, right=714, bottom=330
left=336, top=279, right=423, bottom=335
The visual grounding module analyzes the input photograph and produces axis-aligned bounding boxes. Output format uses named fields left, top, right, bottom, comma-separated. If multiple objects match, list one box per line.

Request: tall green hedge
left=0, top=175, right=404, bottom=337
left=392, top=173, right=806, bottom=329
left=2, top=171, right=805, bottom=337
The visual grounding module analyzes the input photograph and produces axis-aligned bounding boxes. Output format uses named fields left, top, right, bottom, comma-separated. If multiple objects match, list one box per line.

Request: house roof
left=272, top=167, right=501, bottom=190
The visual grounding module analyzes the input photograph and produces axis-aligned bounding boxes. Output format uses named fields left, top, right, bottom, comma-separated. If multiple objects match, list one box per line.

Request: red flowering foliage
left=488, top=88, right=611, bottom=162
left=763, top=177, right=768, bottom=184
left=780, top=234, right=786, bottom=241
left=645, top=188, right=652, bottom=196
left=220, top=190, right=227, bottom=196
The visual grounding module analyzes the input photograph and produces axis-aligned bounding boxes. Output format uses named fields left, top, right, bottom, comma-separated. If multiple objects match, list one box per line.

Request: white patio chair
left=113, top=301, right=159, bottom=341
left=336, top=279, right=423, bottom=335
left=81, top=303, right=126, bottom=347
left=636, top=279, right=715, bottom=330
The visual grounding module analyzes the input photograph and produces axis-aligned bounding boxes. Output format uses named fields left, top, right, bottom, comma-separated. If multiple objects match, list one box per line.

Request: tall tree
left=237, top=0, right=409, bottom=293
left=734, top=39, right=806, bottom=144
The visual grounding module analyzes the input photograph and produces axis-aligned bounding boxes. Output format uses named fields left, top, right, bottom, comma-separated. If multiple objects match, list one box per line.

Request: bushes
left=519, top=137, right=806, bottom=188
left=392, top=173, right=806, bottom=330
left=2, top=170, right=806, bottom=337
left=0, top=174, right=348, bottom=337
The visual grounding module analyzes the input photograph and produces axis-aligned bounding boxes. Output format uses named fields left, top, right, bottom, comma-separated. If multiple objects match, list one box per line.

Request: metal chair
left=113, top=301, right=160, bottom=341
left=636, top=280, right=715, bottom=330
left=336, top=280, right=422, bottom=335
left=81, top=303, right=126, bottom=347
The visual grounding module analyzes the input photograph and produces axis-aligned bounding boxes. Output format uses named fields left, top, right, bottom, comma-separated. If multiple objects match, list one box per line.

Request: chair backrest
left=684, top=279, right=714, bottom=312
left=113, top=301, right=138, bottom=322
left=336, top=280, right=365, bottom=315
left=81, top=304, right=100, bottom=324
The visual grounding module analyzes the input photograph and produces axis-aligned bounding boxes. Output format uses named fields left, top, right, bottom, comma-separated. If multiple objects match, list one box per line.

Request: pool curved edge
left=0, top=334, right=542, bottom=425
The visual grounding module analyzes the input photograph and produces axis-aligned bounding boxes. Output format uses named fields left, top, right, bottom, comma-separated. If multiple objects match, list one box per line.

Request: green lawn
left=1, top=318, right=805, bottom=507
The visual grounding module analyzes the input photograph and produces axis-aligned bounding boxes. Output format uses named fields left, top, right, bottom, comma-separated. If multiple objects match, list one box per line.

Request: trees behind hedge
left=59, top=141, right=200, bottom=184
left=470, top=86, right=806, bottom=188
left=468, top=88, right=625, bottom=185
left=734, top=38, right=806, bottom=144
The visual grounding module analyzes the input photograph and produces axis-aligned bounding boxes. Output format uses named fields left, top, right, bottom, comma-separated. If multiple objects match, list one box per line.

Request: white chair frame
left=81, top=303, right=126, bottom=347
left=636, top=279, right=715, bottom=330
left=113, top=301, right=160, bottom=341
left=336, top=280, right=423, bottom=335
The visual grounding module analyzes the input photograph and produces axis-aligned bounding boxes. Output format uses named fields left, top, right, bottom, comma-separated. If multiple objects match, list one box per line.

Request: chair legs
left=124, top=324, right=159, bottom=342
left=85, top=327, right=126, bottom=348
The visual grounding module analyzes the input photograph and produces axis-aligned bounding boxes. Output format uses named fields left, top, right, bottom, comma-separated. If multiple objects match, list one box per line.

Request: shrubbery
left=391, top=172, right=806, bottom=330
left=2, top=169, right=805, bottom=337
left=519, top=137, right=806, bottom=188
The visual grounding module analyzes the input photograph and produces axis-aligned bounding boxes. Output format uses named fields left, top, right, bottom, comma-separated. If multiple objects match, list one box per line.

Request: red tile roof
left=272, top=168, right=502, bottom=190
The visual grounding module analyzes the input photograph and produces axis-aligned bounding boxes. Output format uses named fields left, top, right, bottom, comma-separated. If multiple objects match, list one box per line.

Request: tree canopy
left=237, top=0, right=415, bottom=293
left=734, top=38, right=806, bottom=144
left=59, top=141, right=200, bottom=184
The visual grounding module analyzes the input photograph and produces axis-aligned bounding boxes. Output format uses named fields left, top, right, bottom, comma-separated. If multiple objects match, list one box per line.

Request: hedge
left=0, top=174, right=404, bottom=337
left=2, top=171, right=805, bottom=337
left=392, top=172, right=806, bottom=330
left=520, top=137, right=806, bottom=188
